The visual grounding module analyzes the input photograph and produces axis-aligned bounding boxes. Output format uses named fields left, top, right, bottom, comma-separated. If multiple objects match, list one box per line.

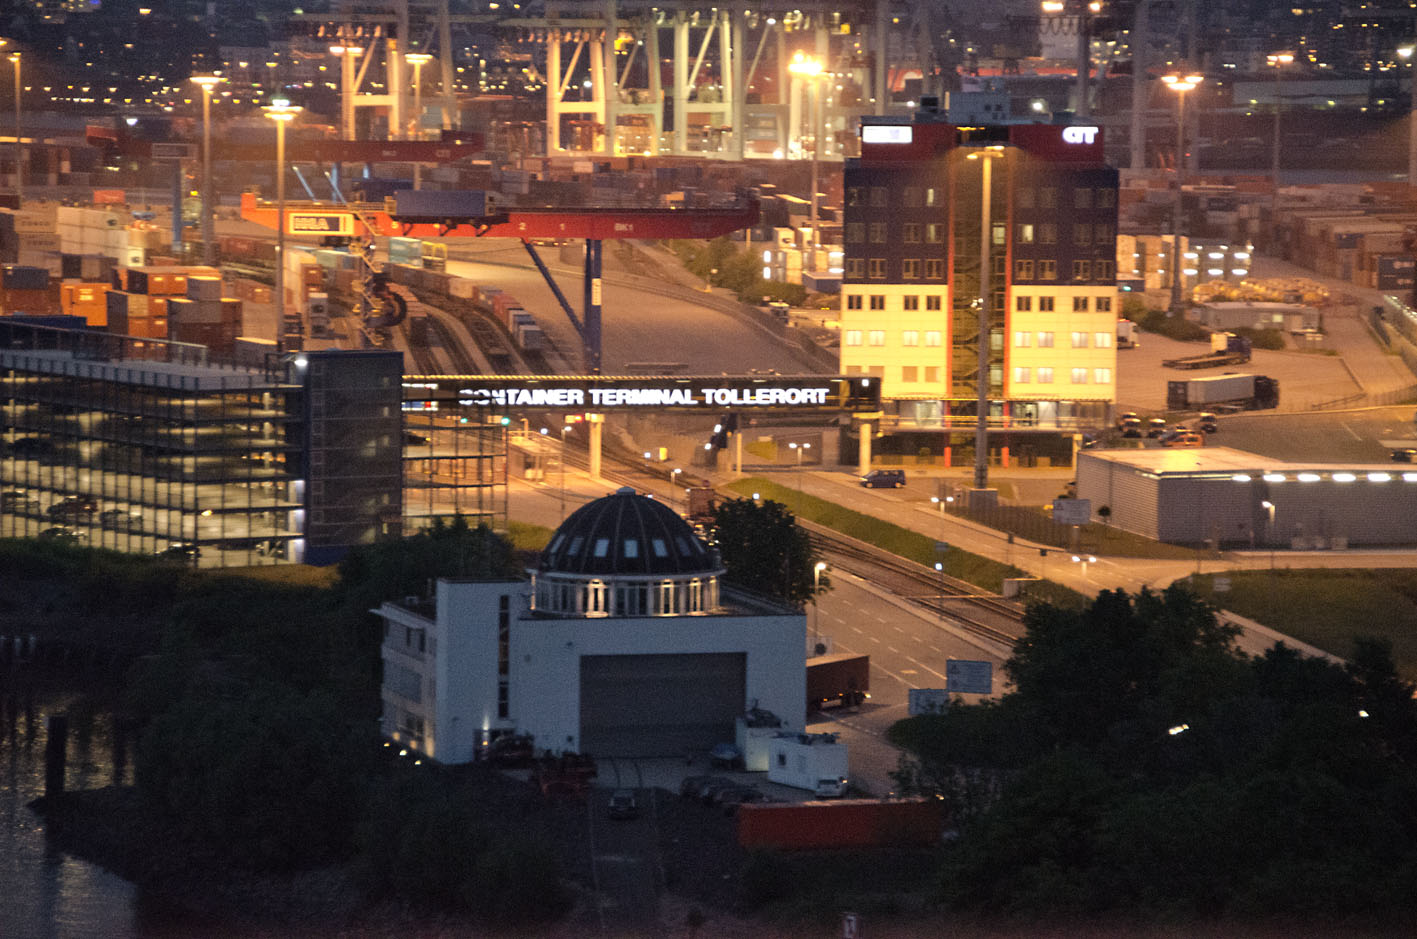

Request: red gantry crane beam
left=239, top=192, right=759, bottom=372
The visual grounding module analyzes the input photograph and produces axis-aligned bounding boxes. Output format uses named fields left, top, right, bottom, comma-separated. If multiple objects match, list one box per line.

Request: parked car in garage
left=47, top=495, right=98, bottom=521
left=607, top=789, right=640, bottom=820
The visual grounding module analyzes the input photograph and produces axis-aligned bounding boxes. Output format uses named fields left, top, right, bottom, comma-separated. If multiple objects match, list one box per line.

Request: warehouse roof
left=1081, top=446, right=1417, bottom=479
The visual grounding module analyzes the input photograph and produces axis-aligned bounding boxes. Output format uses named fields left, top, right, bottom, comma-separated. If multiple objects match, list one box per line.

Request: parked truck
left=806, top=653, right=870, bottom=711
left=1166, top=373, right=1280, bottom=411
left=1116, top=318, right=1139, bottom=349
left=1161, top=332, right=1252, bottom=369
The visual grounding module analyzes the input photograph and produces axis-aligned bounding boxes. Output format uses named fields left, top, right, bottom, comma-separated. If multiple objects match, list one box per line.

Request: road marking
left=887, top=646, right=899, bottom=653
left=900, top=669, right=918, bottom=675
left=1342, top=422, right=1362, bottom=441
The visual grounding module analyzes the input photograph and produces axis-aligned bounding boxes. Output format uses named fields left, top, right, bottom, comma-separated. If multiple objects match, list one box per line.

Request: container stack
left=106, top=265, right=221, bottom=340
left=59, top=282, right=109, bottom=326
left=1, top=265, right=59, bottom=315
left=168, top=274, right=242, bottom=358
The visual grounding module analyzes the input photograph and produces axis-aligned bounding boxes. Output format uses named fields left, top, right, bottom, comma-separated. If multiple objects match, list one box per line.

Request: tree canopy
left=889, top=586, right=1417, bottom=920
left=709, top=497, right=826, bottom=607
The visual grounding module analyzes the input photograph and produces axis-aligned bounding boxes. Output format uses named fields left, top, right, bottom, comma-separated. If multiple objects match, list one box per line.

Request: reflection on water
left=0, top=685, right=140, bottom=939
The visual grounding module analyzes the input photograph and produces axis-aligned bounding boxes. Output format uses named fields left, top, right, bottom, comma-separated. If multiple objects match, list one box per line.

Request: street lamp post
left=330, top=45, right=363, bottom=139
left=966, top=146, right=1005, bottom=493
left=263, top=100, right=301, bottom=351
left=789, top=441, right=811, bottom=515
left=1162, top=73, right=1203, bottom=318
left=1262, top=499, right=1276, bottom=569
left=1266, top=53, right=1293, bottom=239
left=1401, top=46, right=1417, bottom=188
left=933, top=561, right=946, bottom=621
left=406, top=52, right=432, bottom=190
left=1042, top=1, right=1101, bottom=118
left=8, top=49, right=20, bottom=206
left=812, top=561, right=827, bottom=653
left=787, top=53, right=826, bottom=261
left=190, top=75, right=223, bottom=266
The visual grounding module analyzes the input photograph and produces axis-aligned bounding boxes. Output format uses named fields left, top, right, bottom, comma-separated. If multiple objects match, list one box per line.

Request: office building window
left=924, top=259, right=945, bottom=279
left=1098, top=188, right=1116, bottom=208
left=1037, top=366, right=1054, bottom=383
left=1071, top=367, right=1089, bottom=383
left=1015, top=259, right=1034, bottom=279
left=845, top=259, right=865, bottom=277
left=846, top=294, right=863, bottom=310
left=1094, top=331, right=1113, bottom=348
left=1073, top=223, right=1091, bottom=246
left=846, top=187, right=864, bottom=206
left=902, top=222, right=921, bottom=243
left=1095, top=223, right=1113, bottom=244
left=845, top=330, right=862, bottom=346
left=993, top=223, right=1007, bottom=245
left=1017, top=187, right=1035, bottom=209
left=926, top=223, right=944, bottom=243
left=869, top=366, right=884, bottom=378
left=1096, top=296, right=1113, bottom=312
left=1071, top=331, right=1089, bottom=348
left=1040, top=188, right=1057, bottom=208
left=902, top=365, right=918, bottom=382
left=869, top=222, right=887, bottom=243
left=902, top=258, right=921, bottom=280
left=924, top=366, right=940, bottom=382
left=925, top=187, right=939, bottom=206
left=1096, top=260, right=1115, bottom=279
left=993, top=254, right=1007, bottom=276
left=1039, top=296, right=1056, bottom=312
left=1038, top=331, right=1055, bottom=347
left=1013, top=330, right=1032, bottom=347
left=1039, top=260, right=1057, bottom=281
left=868, top=330, right=886, bottom=346
left=902, top=330, right=919, bottom=346
left=1094, top=368, right=1113, bottom=384
left=1016, top=296, right=1033, bottom=312
left=845, top=222, right=864, bottom=243
left=870, top=187, right=888, bottom=206
left=1073, top=260, right=1093, bottom=281
left=869, top=259, right=887, bottom=279
left=924, top=330, right=942, bottom=347
left=902, top=187, right=922, bottom=207
left=926, top=295, right=942, bottom=311
left=1040, top=223, right=1057, bottom=245
left=993, top=293, right=1007, bottom=313
left=1072, top=296, right=1089, bottom=312
left=1074, top=188, right=1092, bottom=209
left=1013, top=367, right=1031, bottom=383
left=869, top=294, right=886, bottom=310
left=903, top=295, right=920, bottom=311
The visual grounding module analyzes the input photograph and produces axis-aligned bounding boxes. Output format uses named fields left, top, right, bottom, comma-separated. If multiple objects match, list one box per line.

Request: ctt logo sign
left=1062, top=126, right=1100, bottom=145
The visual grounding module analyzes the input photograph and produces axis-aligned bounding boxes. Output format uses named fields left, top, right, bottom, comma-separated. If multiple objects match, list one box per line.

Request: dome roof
left=539, top=487, right=720, bottom=577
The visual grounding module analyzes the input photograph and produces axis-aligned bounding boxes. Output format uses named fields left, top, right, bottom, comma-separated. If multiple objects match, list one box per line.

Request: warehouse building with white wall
left=1077, top=447, right=1417, bottom=548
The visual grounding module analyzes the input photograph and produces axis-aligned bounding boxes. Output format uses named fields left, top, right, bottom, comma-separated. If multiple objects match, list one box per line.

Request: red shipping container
left=736, top=800, right=944, bottom=850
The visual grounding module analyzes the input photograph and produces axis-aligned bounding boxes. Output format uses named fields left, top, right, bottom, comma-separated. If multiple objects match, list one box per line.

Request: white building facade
left=378, top=488, right=807, bottom=763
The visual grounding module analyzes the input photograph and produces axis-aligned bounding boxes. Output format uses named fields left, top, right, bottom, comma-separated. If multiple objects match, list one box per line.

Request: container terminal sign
left=404, top=376, right=881, bottom=412
left=286, top=212, right=357, bottom=237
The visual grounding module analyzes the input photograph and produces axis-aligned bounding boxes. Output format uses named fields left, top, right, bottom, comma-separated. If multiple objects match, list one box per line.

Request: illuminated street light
left=1401, top=46, right=1417, bottom=188
left=966, top=146, right=1006, bottom=492
left=1267, top=52, right=1294, bottom=239
left=1041, top=0, right=1102, bottom=117
left=190, top=74, right=223, bottom=266
left=263, top=100, right=301, bottom=350
left=787, top=52, right=827, bottom=259
left=812, top=560, right=828, bottom=652
left=1161, top=73, right=1203, bottom=318
left=788, top=441, right=811, bottom=515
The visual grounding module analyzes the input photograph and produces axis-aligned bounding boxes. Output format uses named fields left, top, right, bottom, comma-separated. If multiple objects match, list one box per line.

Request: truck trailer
left=1161, top=332, right=1252, bottom=369
left=806, top=653, right=870, bottom=711
left=1166, top=373, right=1280, bottom=411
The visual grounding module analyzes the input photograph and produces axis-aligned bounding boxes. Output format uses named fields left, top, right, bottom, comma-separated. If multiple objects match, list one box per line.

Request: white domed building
left=377, top=488, right=807, bottom=763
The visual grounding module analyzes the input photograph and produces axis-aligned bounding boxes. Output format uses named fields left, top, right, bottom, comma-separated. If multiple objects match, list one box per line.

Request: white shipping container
left=21, top=233, right=62, bottom=253
left=449, top=278, right=477, bottom=299
left=16, top=250, right=60, bottom=275
left=765, top=732, right=850, bottom=793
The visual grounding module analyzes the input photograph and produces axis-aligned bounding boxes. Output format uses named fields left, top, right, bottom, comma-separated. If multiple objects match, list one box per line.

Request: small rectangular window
left=870, top=187, right=888, bottom=206
left=1094, top=367, right=1113, bottom=384
left=1037, top=331, right=1055, bottom=348
left=594, top=538, right=610, bottom=557
left=845, top=330, right=863, bottom=346
left=868, top=330, right=886, bottom=346
left=1017, top=187, right=1035, bottom=209
left=623, top=539, right=639, bottom=557
left=924, top=259, right=945, bottom=279
left=652, top=538, right=669, bottom=557
left=845, top=222, right=865, bottom=243
left=1094, top=331, right=1113, bottom=348
left=925, top=331, right=942, bottom=347
left=1040, top=188, right=1057, bottom=209
left=901, top=365, right=918, bottom=382
left=902, top=259, right=921, bottom=280
left=924, top=366, right=940, bottom=382
left=902, top=187, right=922, bottom=207
left=869, top=295, right=886, bottom=310
left=1013, top=367, right=1031, bottom=383
left=869, top=222, right=887, bottom=243
left=1013, top=330, right=1031, bottom=347
left=869, top=259, right=887, bottom=280
left=1037, top=366, right=1054, bottom=383
left=926, top=223, right=944, bottom=244
left=1015, top=259, right=1034, bottom=279
left=1039, top=296, right=1055, bottom=312
left=846, top=187, right=864, bottom=206
left=902, top=222, right=921, bottom=243
left=902, top=330, right=919, bottom=346
left=903, top=295, right=920, bottom=311
left=1071, top=367, right=1089, bottom=383
left=1073, top=296, right=1089, bottom=312
left=1074, top=188, right=1092, bottom=209
left=846, top=294, right=863, bottom=310
left=926, top=295, right=942, bottom=311
left=1016, top=295, right=1033, bottom=312
left=845, top=259, right=865, bottom=278
left=1072, top=331, right=1089, bottom=348
left=1039, top=260, right=1057, bottom=280
left=1073, top=260, right=1093, bottom=281
left=925, top=187, right=939, bottom=206
left=1096, top=296, right=1113, bottom=312
left=1073, top=224, right=1091, bottom=246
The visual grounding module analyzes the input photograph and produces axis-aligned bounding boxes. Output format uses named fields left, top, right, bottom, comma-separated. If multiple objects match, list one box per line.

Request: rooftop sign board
left=402, top=375, right=881, bottom=413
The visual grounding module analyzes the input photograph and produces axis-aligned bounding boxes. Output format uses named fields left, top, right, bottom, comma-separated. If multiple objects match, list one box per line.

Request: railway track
left=807, top=527, right=1024, bottom=648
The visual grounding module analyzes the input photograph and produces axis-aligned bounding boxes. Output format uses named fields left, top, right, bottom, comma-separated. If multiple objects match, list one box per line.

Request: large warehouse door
left=580, top=653, right=746, bottom=758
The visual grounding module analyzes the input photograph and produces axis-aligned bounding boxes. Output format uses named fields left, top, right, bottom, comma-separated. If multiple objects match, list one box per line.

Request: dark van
left=861, top=469, right=906, bottom=489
